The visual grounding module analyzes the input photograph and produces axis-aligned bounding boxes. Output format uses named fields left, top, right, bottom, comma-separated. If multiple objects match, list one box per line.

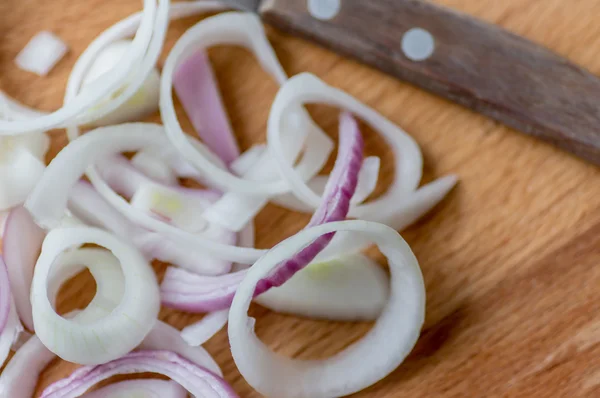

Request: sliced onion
left=181, top=310, right=229, bottom=347
left=40, top=350, right=237, bottom=398
left=82, top=380, right=187, bottom=398
left=229, top=220, right=425, bottom=397
left=273, top=155, right=380, bottom=213
left=141, top=320, right=222, bottom=376
left=3, top=206, right=45, bottom=331
left=0, top=0, right=158, bottom=135
left=131, top=151, right=178, bottom=185
left=0, top=299, right=24, bottom=369
left=31, top=227, right=160, bottom=364
left=0, top=257, right=10, bottom=334
left=316, top=175, right=458, bottom=260
left=68, top=181, right=232, bottom=275
left=160, top=11, right=333, bottom=196
left=0, top=146, right=46, bottom=211
left=174, top=50, right=239, bottom=165
left=80, top=40, right=161, bottom=127
left=64, top=0, right=226, bottom=141
left=267, top=72, right=424, bottom=218
left=0, top=91, right=48, bottom=120
left=255, top=254, right=389, bottom=321
left=26, top=123, right=265, bottom=263
left=161, top=111, right=364, bottom=312
left=15, top=31, right=68, bottom=76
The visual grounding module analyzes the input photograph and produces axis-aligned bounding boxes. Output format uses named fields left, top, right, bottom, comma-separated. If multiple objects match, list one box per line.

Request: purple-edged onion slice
left=228, top=220, right=425, bottom=397
left=40, top=350, right=237, bottom=398
left=161, top=111, right=364, bottom=312
left=3, top=206, right=45, bottom=331
left=0, top=257, right=10, bottom=335
left=82, top=379, right=187, bottom=398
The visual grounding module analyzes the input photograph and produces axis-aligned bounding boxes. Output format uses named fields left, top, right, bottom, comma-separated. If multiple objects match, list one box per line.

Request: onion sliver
left=82, top=380, right=187, bottom=398
left=160, top=11, right=333, bottom=195
left=180, top=310, right=229, bottom=346
left=0, top=146, right=46, bottom=211
left=68, top=181, right=231, bottom=275
left=40, top=350, right=237, bottom=398
left=229, top=220, right=425, bottom=398
left=131, top=150, right=178, bottom=185
left=255, top=254, right=389, bottom=321
left=3, top=206, right=45, bottom=331
left=0, top=257, right=10, bottom=334
left=15, top=31, right=68, bottom=76
left=267, top=72, right=423, bottom=217
left=174, top=50, right=239, bottom=165
left=161, top=111, right=363, bottom=311
left=141, top=321, right=222, bottom=376
left=31, top=227, right=160, bottom=365
left=0, top=0, right=158, bottom=135
left=0, top=300, right=24, bottom=368
left=64, top=0, right=226, bottom=141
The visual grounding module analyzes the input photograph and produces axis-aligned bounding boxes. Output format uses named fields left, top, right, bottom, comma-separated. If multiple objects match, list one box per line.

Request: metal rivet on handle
left=308, top=0, right=341, bottom=21
left=401, top=28, right=436, bottom=61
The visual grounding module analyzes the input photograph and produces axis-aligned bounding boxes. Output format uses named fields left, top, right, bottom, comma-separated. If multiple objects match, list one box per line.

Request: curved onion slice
left=160, top=11, right=333, bottom=196
left=174, top=50, right=239, bottom=165
left=3, top=206, right=45, bottom=331
left=141, top=320, right=222, bottom=376
left=40, top=350, right=237, bottom=398
left=80, top=40, right=161, bottom=127
left=25, top=123, right=265, bottom=263
left=181, top=310, right=229, bottom=346
left=82, top=380, right=187, bottom=398
left=0, top=248, right=125, bottom=398
left=68, top=181, right=231, bottom=275
left=0, top=0, right=159, bottom=135
left=161, top=111, right=363, bottom=312
left=267, top=72, right=423, bottom=216
left=64, top=0, right=226, bottom=141
left=31, top=227, right=160, bottom=364
left=0, top=299, right=23, bottom=368
left=0, top=257, right=10, bottom=334
left=255, top=254, right=389, bottom=321
left=229, top=220, right=425, bottom=398
left=0, top=91, right=48, bottom=120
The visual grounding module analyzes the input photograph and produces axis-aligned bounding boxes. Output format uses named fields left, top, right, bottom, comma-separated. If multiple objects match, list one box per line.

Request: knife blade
left=223, top=0, right=600, bottom=166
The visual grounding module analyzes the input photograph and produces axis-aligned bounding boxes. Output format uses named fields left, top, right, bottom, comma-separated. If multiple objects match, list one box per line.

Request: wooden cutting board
left=1, top=0, right=599, bottom=396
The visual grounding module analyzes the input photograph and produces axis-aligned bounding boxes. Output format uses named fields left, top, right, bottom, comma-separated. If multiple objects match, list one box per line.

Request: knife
left=223, top=0, right=600, bottom=166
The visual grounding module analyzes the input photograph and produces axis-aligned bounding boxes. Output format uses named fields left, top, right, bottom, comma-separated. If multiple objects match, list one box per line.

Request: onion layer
left=229, top=220, right=425, bottom=398
left=40, top=350, right=237, bottom=398
left=31, top=227, right=160, bottom=365
left=82, top=380, right=187, bottom=398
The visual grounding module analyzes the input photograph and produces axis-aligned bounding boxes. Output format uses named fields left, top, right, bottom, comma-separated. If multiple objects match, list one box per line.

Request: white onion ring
left=0, top=0, right=158, bottom=135
left=160, top=12, right=333, bottom=196
left=31, top=227, right=160, bottom=364
left=229, top=220, right=425, bottom=397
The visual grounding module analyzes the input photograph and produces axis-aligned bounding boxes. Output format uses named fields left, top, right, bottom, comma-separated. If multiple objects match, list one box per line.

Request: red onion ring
left=82, top=379, right=187, bottom=398
left=40, top=350, right=237, bottom=398
left=0, top=256, right=10, bottom=334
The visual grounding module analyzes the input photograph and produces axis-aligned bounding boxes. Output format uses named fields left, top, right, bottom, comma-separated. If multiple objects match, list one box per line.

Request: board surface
left=1, top=0, right=599, bottom=396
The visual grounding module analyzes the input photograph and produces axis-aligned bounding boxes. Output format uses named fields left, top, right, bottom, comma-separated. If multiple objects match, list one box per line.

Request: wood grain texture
left=0, top=0, right=599, bottom=396
left=261, top=0, right=600, bottom=165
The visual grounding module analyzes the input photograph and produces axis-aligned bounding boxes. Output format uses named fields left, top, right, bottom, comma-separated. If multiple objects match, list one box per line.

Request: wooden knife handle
left=260, top=0, right=600, bottom=165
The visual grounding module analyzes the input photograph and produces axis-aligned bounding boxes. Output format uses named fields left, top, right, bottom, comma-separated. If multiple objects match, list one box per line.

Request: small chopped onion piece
left=174, top=50, right=239, bottom=165
left=0, top=146, right=46, bottom=211
left=160, top=11, right=333, bottom=196
left=255, top=254, right=389, bottom=321
left=229, top=220, right=425, bottom=398
left=31, top=227, right=160, bottom=365
left=15, top=31, right=68, bottom=76
left=40, top=351, right=237, bottom=398
left=3, top=206, right=45, bottom=331
left=82, top=380, right=187, bottom=398
left=131, top=150, right=178, bottom=185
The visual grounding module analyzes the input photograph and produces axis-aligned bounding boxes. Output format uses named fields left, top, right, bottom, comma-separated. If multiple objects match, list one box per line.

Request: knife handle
left=260, top=0, right=600, bottom=165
